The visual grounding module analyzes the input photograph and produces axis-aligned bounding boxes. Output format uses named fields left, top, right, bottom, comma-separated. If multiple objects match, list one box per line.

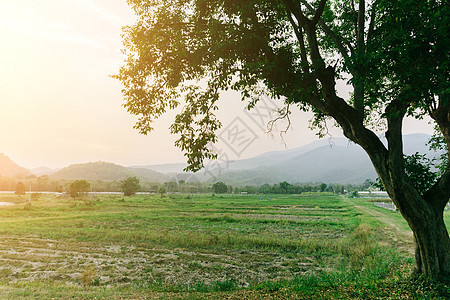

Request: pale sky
left=0, top=0, right=435, bottom=170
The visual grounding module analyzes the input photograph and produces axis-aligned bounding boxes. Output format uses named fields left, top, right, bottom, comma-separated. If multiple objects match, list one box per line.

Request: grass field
left=0, top=193, right=448, bottom=299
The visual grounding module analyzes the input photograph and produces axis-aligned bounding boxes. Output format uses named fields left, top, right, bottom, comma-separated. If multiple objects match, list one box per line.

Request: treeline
left=0, top=176, right=211, bottom=194
left=0, top=175, right=373, bottom=195
left=231, top=181, right=371, bottom=195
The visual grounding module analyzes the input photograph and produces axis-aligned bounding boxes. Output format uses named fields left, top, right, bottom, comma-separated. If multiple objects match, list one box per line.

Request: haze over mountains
left=0, top=134, right=438, bottom=185
left=0, top=153, right=32, bottom=178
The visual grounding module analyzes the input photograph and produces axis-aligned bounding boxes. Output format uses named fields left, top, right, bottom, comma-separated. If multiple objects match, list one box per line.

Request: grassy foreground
left=0, top=193, right=448, bottom=299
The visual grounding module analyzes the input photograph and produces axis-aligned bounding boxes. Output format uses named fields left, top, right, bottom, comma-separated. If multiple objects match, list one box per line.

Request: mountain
left=31, top=166, right=59, bottom=176
left=127, top=167, right=170, bottom=182
left=27, top=133, right=438, bottom=185
left=50, top=161, right=168, bottom=182
left=207, top=133, right=437, bottom=185
left=135, top=138, right=353, bottom=174
left=0, top=154, right=32, bottom=177
left=130, top=162, right=188, bottom=174
left=208, top=144, right=376, bottom=185
left=133, top=133, right=435, bottom=185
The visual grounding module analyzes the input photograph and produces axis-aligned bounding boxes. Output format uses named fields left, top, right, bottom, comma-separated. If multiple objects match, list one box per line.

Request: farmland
left=0, top=193, right=448, bottom=299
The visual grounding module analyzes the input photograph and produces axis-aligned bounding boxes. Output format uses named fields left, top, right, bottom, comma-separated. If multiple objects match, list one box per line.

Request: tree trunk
left=378, top=167, right=449, bottom=277
left=352, top=132, right=449, bottom=277
left=405, top=201, right=450, bottom=277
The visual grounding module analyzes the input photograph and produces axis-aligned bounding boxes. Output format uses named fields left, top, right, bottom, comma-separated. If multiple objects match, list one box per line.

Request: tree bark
left=392, top=188, right=450, bottom=277
left=359, top=135, right=450, bottom=277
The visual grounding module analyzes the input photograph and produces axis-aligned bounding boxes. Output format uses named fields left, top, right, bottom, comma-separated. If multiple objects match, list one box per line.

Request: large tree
left=116, top=0, right=449, bottom=277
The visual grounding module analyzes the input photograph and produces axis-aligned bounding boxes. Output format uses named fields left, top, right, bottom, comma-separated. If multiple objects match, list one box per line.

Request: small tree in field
left=158, top=186, right=166, bottom=197
left=15, top=182, right=26, bottom=196
left=68, top=180, right=90, bottom=199
left=121, top=177, right=141, bottom=196
left=212, top=181, right=228, bottom=194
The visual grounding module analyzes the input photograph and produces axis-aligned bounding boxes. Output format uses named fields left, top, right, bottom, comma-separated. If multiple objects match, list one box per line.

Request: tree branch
left=423, top=170, right=450, bottom=211
left=311, top=0, right=327, bottom=26
left=266, top=103, right=292, bottom=144
left=299, top=0, right=353, bottom=60
left=286, top=11, right=310, bottom=72
left=367, top=0, right=380, bottom=45
left=357, top=0, right=365, bottom=50
left=283, top=0, right=310, bottom=27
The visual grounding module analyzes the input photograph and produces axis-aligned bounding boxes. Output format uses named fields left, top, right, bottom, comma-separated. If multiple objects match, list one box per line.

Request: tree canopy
left=117, top=0, right=449, bottom=277
left=212, top=181, right=228, bottom=194
left=121, top=176, right=141, bottom=196
left=15, top=181, right=26, bottom=196
left=68, top=180, right=91, bottom=198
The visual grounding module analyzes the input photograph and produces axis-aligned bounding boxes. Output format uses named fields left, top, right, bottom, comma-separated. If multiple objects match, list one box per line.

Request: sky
left=0, top=0, right=435, bottom=170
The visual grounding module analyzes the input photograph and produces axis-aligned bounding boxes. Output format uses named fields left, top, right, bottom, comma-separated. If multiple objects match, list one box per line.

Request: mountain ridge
left=0, top=154, right=32, bottom=177
left=1, top=133, right=437, bottom=185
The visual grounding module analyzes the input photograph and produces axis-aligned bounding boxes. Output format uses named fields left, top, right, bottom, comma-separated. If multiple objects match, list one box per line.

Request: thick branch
left=286, top=11, right=310, bottom=72
left=299, top=0, right=353, bottom=59
left=357, top=0, right=365, bottom=50
left=311, top=0, right=327, bottom=26
left=283, top=0, right=310, bottom=27
left=423, top=170, right=450, bottom=211
left=352, top=0, right=366, bottom=120
left=385, top=100, right=406, bottom=174
left=431, top=99, right=450, bottom=151
left=367, top=0, right=380, bottom=45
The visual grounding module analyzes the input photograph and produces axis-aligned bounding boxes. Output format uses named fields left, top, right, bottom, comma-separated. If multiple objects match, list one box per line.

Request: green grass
left=0, top=193, right=447, bottom=299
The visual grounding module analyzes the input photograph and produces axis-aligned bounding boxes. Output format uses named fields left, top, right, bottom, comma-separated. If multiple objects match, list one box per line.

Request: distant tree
left=212, top=181, right=228, bottom=194
left=361, top=179, right=373, bottom=190
left=227, top=185, right=233, bottom=194
left=319, top=183, right=327, bottom=193
left=68, top=180, right=90, bottom=198
left=15, top=182, right=26, bottom=196
left=121, top=177, right=141, bottom=196
left=158, top=186, right=166, bottom=197
left=279, top=181, right=291, bottom=194
left=260, top=184, right=271, bottom=194
left=164, top=181, right=178, bottom=193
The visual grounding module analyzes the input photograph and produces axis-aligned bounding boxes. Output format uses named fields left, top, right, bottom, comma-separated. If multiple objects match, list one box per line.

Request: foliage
left=403, top=152, right=438, bottom=195
left=212, top=181, right=228, bottom=194
left=374, top=133, right=445, bottom=194
left=68, top=180, right=91, bottom=198
left=15, top=181, right=26, bottom=196
left=116, top=0, right=448, bottom=170
left=121, top=176, right=141, bottom=196
left=428, top=128, right=449, bottom=177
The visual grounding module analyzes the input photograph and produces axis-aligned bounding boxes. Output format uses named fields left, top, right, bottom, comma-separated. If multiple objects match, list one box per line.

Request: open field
left=0, top=193, right=448, bottom=299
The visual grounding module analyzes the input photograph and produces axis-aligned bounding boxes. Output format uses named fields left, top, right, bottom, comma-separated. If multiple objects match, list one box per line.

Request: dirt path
left=343, top=198, right=415, bottom=256
left=354, top=204, right=412, bottom=237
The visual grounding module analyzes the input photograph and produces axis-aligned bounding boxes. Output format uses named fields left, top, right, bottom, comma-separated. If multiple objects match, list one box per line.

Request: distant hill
left=50, top=161, right=168, bottom=182
left=130, top=163, right=188, bottom=174
left=202, top=133, right=436, bottom=185
left=126, top=167, right=170, bottom=182
left=0, top=154, right=32, bottom=177
left=208, top=144, right=376, bottom=185
left=31, top=166, right=59, bottom=176
left=24, top=133, right=439, bottom=185
left=134, top=133, right=435, bottom=185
